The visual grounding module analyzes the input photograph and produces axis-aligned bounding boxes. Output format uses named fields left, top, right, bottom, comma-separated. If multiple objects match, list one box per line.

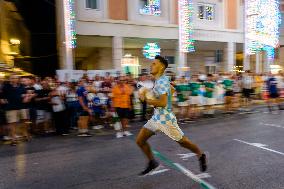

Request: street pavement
left=0, top=108, right=284, bottom=189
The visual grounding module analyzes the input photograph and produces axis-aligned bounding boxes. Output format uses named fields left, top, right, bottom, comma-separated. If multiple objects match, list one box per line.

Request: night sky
left=14, top=0, right=58, bottom=77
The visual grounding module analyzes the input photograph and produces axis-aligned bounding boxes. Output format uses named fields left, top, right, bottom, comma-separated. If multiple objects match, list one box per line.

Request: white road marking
left=260, top=122, right=284, bottom=129
left=196, top=173, right=211, bottom=179
left=177, top=153, right=196, bottom=160
left=234, top=139, right=284, bottom=156
left=148, top=169, right=170, bottom=176
left=173, top=163, right=215, bottom=189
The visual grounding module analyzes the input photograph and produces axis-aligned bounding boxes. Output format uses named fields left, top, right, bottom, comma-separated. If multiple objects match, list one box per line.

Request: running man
left=136, top=55, right=207, bottom=176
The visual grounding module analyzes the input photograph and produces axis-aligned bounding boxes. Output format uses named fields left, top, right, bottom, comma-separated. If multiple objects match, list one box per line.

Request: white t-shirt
left=57, top=85, right=69, bottom=96
left=33, top=84, right=42, bottom=90
left=242, top=75, right=253, bottom=89
left=51, top=96, right=65, bottom=112
left=93, top=81, right=103, bottom=90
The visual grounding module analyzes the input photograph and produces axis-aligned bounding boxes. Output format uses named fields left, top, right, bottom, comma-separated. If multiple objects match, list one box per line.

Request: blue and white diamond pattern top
left=151, top=75, right=178, bottom=126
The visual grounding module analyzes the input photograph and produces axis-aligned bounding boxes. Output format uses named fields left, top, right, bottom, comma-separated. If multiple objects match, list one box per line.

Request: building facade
left=56, top=0, right=284, bottom=76
left=0, top=0, right=31, bottom=69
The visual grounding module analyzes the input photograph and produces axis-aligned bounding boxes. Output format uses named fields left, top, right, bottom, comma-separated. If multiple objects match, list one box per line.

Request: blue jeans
left=66, top=101, right=80, bottom=128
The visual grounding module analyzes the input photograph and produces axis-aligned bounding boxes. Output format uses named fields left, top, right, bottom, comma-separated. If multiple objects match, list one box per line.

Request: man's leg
left=276, top=96, right=282, bottom=110
left=267, top=97, right=273, bottom=112
left=44, top=111, right=53, bottom=133
left=192, top=105, right=198, bottom=119
left=177, top=136, right=202, bottom=158
left=8, top=123, right=17, bottom=141
left=224, top=96, right=229, bottom=112
left=20, top=109, right=31, bottom=140
left=225, top=96, right=233, bottom=112
left=136, top=127, right=159, bottom=175
left=121, top=118, right=128, bottom=131
left=6, top=110, right=18, bottom=145
left=77, top=115, right=90, bottom=136
left=188, top=104, right=193, bottom=119
left=177, top=136, right=207, bottom=172
left=77, top=116, right=82, bottom=133
left=81, top=116, right=89, bottom=132
left=136, top=128, right=155, bottom=161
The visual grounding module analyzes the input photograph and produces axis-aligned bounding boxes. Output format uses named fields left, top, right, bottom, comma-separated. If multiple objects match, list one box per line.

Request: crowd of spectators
left=0, top=70, right=283, bottom=145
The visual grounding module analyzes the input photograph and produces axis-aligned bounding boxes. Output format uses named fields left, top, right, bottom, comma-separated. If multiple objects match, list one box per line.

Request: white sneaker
left=16, top=135, right=22, bottom=139
left=3, top=136, right=11, bottom=141
left=116, top=132, right=124, bottom=138
left=123, top=131, right=133, bottom=136
left=92, top=125, right=104, bottom=130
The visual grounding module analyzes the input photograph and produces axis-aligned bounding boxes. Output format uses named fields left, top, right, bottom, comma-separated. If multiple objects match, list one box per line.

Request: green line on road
left=128, top=135, right=216, bottom=189
left=152, top=150, right=179, bottom=171
left=152, top=149, right=216, bottom=189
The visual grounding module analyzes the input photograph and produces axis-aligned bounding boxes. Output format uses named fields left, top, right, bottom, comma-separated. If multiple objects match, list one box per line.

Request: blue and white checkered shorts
left=143, top=119, right=184, bottom=141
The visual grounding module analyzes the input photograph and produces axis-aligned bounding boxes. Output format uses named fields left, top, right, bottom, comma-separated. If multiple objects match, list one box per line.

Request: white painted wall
left=238, top=0, right=244, bottom=31
left=75, top=0, right=244, bottom=43
left=192, top=0, right=224, bottom=30
left=75, top=0, right=108, bottom=21
left=80, top=48, right=113, bottom=70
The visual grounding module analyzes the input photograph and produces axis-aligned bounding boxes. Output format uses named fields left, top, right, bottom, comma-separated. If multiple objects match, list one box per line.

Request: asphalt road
left=0, top=109, right=284, bottom=189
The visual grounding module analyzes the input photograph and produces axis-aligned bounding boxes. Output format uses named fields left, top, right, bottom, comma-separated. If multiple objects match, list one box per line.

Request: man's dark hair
left=155, top=55, right=168, bottom=69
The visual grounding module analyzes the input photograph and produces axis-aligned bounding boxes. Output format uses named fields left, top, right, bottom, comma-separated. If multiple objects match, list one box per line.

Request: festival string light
left=245, top=0, right=281, bottom=59
left=64, top=0, right=77, bottom=48
left=179, top=0, right=195, bottom=53
left=140, top=0, right=161, bottom=16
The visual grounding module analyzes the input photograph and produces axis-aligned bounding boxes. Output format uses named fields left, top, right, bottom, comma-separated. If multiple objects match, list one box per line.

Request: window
left=86, top=0, right=99, bottom=9
left=198, top=3, right=214, bottom=21
left=139, top=0, right=161, bottom=16
left=205, top=66, right=216, bottom=74
left=215, top=50, right=223, bottom=63
left=165, top=56, right=175, bottom=65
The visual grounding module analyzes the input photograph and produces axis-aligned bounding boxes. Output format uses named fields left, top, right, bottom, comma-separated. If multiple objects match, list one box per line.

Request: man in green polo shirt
left=204, top=74, right=216, bottom=117
left=223, top=74, right=234, bottom=113
left=188, top=75, right=201, bottom=119
left=175, top=79, right=190, bottom=123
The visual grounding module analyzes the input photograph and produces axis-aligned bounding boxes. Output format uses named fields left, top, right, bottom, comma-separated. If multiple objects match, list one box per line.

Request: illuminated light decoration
left=205, top=5, right=214, bottom=21
left=263, top=45, right=275, bottom=59
left=179, top=0, right=195, bottom=53
left=10, top=39, right=21, bottom=45
left=139, top=0, right=161, bottom=16
left=198, top=3, right=214, bottom=21
left=143, top=43, right=161, bottom=60
left=245, top=0, right=281, bottom=59
left=64, top=0, right=77, bottom=48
